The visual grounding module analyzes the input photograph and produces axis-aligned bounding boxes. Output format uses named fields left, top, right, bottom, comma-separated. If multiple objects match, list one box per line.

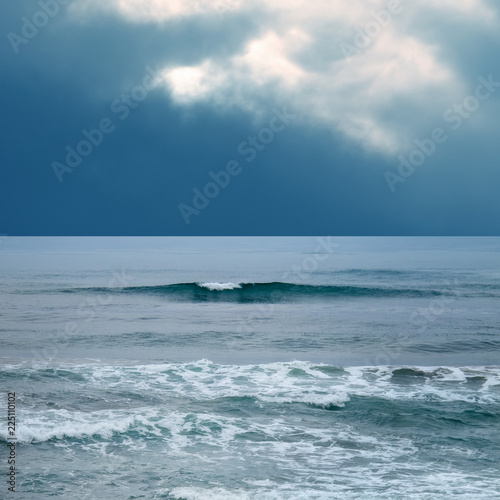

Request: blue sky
left=1, top=0, right=500, bottom=235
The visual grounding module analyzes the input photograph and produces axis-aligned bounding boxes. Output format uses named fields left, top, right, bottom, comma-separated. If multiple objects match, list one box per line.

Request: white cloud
left=73, top=0, right=498, bottom=154
left=70, top=0, right=220, bottom=21
left=165, top=62, right=224, bottom=103
left=72, top=0, right=496, bottom=25
left=163, top=24, right=458, bottom=153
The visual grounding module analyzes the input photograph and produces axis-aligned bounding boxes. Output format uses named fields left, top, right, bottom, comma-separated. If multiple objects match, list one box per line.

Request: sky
left=1, top=0, right=500, bottom=235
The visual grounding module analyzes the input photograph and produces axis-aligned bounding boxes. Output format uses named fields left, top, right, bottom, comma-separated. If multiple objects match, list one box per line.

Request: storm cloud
left=1, top=0, right=499, bottom=234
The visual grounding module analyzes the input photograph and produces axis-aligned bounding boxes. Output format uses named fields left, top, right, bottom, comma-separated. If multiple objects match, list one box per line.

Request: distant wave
left=57, top=281, right=454, bottom=302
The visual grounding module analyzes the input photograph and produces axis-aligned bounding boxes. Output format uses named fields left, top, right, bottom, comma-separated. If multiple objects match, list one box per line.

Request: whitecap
left=197, top=282, right=242, bottom=291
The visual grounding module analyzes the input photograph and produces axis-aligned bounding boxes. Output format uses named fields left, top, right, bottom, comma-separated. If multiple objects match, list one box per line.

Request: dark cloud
left=1, top=0, right=499, bottom=235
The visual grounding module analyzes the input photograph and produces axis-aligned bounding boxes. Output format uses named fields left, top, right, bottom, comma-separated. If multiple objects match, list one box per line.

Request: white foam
left=197, top=282, right=242, bottom=291
left=168, top=487, right=254, bottom=500
left=0, top=409, right=137, bottom=443
left=2, top=361, right=500, bottom=499
left=78, top=361, right=500, bottom=408
left=3, top=384, right=497, bottom=499
left=168, top=486, right=340, bottom=500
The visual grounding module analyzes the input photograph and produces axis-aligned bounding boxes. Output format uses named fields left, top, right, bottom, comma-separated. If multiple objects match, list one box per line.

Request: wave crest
left=197, top=282, right=242, bottom=291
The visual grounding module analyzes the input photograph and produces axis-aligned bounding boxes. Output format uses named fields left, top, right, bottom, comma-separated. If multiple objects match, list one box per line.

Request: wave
left=58, top=281, right=453, bottom=302
left=0, top=410, right=137, bottom=444
left=2, top=361, right=499, bottom=411
left=2, top=361, right=499, bottom=448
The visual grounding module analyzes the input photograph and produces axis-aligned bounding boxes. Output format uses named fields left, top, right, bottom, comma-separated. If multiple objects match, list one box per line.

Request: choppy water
left=0, top=237, right=499, bottom=499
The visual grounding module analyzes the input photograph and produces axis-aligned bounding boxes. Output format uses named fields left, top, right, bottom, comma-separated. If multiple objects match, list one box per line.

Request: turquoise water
left=0, top=237, right=499, bottom=498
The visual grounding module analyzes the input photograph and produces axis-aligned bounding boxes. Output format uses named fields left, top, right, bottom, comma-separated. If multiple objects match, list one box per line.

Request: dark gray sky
left=1, top=0, right=500, bottom=235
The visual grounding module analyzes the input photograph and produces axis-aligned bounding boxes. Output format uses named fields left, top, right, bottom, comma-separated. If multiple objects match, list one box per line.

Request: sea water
left=0, top=237, right=499, bottom=499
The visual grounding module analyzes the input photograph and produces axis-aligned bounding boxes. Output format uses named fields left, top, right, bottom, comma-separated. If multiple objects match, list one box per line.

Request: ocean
left=1, top=237, right=499, bottom=499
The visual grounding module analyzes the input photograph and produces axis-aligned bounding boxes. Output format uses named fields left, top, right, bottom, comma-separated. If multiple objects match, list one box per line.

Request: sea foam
left=197, top=282, right=242, bottom=291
